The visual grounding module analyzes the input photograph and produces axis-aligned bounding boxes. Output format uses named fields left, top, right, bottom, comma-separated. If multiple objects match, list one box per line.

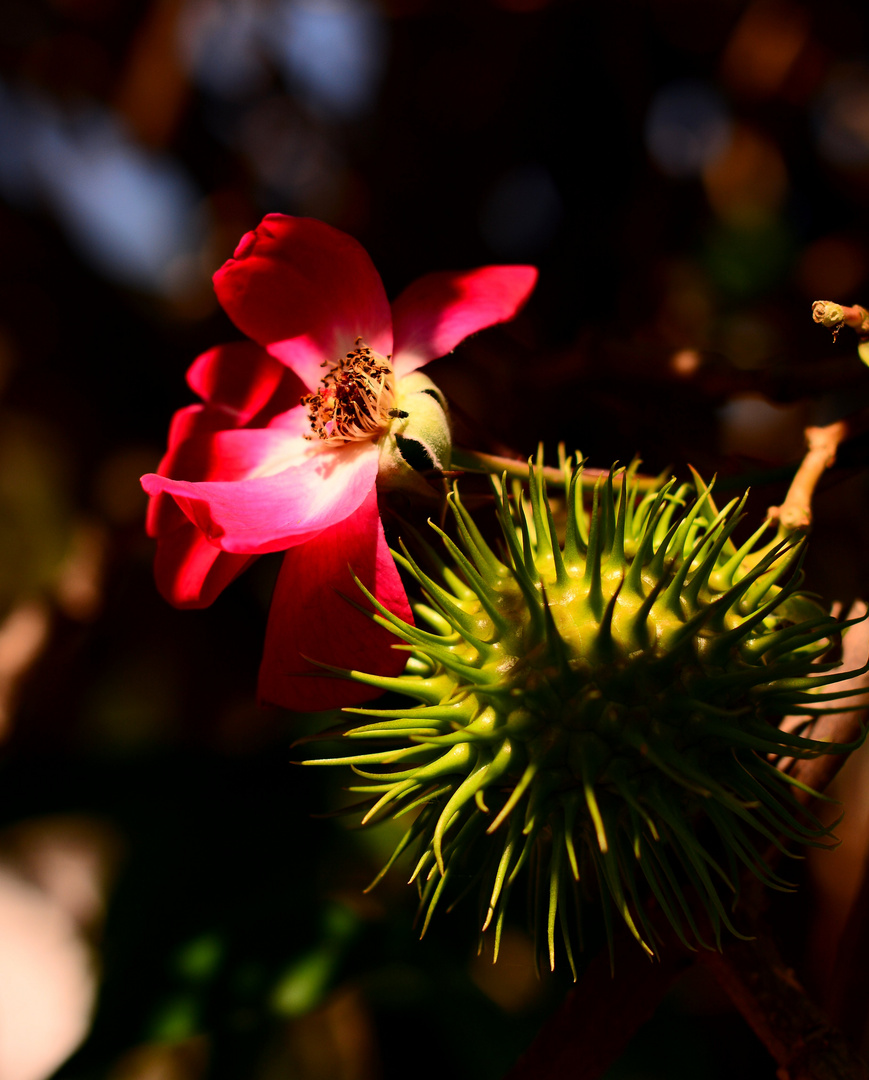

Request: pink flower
left=141, top=214, right=537, bottom=711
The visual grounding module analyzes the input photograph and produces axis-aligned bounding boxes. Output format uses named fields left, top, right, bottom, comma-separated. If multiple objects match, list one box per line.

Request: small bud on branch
left=812, top=300, right=869, bottom=335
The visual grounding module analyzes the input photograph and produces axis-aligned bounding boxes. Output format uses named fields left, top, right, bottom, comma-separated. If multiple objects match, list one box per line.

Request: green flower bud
left=308, top=462, right=865, bottom=972
left=377, top=372, right=451, bottom=495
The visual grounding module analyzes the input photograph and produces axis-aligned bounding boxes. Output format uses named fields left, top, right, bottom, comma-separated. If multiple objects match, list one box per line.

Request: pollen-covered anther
left=302, top=338, right=396, bottom=444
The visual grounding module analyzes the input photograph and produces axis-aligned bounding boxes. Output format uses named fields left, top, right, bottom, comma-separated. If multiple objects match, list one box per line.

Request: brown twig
left=697, top=937, right=868, bottom=1080
left=507, top=892, right=869, bottom=1080
left=767, top=421, right=849, bottom=533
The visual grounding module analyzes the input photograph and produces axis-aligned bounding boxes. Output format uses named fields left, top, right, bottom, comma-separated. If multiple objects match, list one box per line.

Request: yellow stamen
left=302, top=339, right=395, bottom=444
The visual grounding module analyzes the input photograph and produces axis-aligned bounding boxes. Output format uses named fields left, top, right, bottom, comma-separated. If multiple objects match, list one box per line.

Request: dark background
left=2, top=1, right=869, bottom=1077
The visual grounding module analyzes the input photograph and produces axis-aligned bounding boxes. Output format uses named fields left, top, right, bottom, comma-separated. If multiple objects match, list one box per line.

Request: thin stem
left=766, top=421, right=848, bottom=534
left=450, top=447, right=659, bottom=491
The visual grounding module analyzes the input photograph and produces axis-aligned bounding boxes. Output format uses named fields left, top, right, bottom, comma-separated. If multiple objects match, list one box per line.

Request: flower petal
left=165, top=404, right=225, bottom=454
left=258, top=486, right=412, bottom=711
left=213, top=215, right=393, bottom=390
left=187, top=342, right=307, bottom=426
left=154, top=521, right=254, bottom=608
left=391, top=265, right=538, bottom=378
left=141, top=440, right=380, bottom=555
left=144, top=406, right=311, bottom=537
left=163, top=416, right=312, bottom=482
left=146, top=406, right=214, bottom=538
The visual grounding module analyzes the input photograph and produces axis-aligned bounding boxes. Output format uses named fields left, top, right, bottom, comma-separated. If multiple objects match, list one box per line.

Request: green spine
left=307, top=462, right=866, bottom=971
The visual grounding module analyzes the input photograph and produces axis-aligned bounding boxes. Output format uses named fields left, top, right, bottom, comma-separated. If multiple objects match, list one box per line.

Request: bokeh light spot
left=717, top=394, right=806, bottom=462
left=815, top=64, right=869, bottom=167
left=479, top=163, right=562, bottom=257
left=645, top=80, right=731, bottom=178
left=670, top=348, right=702, bottom=376
left=178, top=0, right=270, bottom=101
left=0, top=84, right=209, bottom=297
left=268, top=0, right=388, bottom=119
left=702, top=123, right=788, bottom=226
left=796, top=235, right=868, bottom=299
left=703, top=218, right=794, bottom=298
left=718, top=312, right=779, bottom=371
left=720, top=0, right=809, bottom=100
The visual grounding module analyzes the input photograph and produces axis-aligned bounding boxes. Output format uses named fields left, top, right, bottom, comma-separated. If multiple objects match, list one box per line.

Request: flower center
left=302, top=339, right=398, bottom=445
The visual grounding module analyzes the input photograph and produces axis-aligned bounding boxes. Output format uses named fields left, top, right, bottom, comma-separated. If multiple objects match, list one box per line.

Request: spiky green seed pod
left=307, top=462, right=866, bottom=971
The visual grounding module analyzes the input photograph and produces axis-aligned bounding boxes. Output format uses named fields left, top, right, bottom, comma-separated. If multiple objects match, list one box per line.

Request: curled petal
left=163, top=417, right=312, bottom=483
left=146, top=405, right=216, bottom=538
left=187, top=342, right=306, bottom=426
left=144, top=407, right=311, bottom=537
left=165, top=404, right=223, bottom=452
left=154, top=521, right=254, bottom=608
left=258, top=486, right=412, bottom=711
left=141, top=440, right=380, bottom=555
left=213, top=215, right=393, bottom=390
left=391, top=265, right=538, bottom=378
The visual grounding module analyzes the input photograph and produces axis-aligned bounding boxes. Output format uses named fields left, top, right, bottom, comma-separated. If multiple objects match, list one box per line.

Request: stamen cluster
left=308, top=462, right=865, bottom=971
left=302, top=339, right=395, bottom=444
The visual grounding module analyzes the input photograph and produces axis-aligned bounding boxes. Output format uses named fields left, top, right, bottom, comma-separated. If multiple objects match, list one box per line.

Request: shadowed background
left=2, top=1, right=869, bottom=1077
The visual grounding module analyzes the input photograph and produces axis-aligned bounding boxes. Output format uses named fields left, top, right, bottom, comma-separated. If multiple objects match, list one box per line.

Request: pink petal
left=146, top=492, right=185, bottom=540
left=187, top=342, right=307, bottom=426
left=165, top=404, right=224, bottom=453
left=258, top=486, right=412, bottom=711
left=213, top=215, right=393, bottom=391
left=163, top=417, right=312, bottom=482
left=145, top=406, right=212, bottom=538
left=264, top=338, right=346, bottom=394
left=391, top=265, right=538, bottom=378
left=154, top=521, right=254, bottom=608
left=144, top=407, right=311, bottom=537
left=141, top=440, right=380, bottom=556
